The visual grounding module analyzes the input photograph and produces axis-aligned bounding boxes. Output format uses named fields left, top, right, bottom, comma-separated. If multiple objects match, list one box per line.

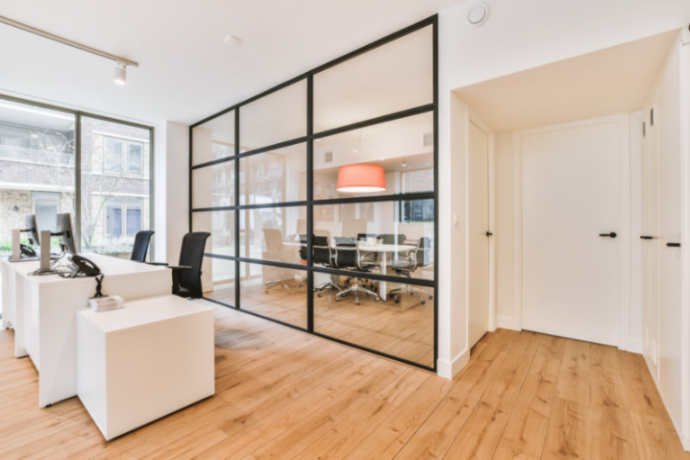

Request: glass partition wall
left=191, top=16, right=437, bottom=370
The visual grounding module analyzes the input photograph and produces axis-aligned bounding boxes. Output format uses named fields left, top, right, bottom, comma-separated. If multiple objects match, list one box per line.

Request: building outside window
left=0, top=97, right=153, bottom=258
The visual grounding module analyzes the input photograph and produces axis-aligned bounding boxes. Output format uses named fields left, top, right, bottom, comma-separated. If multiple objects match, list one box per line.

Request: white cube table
left=77, top=295, right=215, bottom=440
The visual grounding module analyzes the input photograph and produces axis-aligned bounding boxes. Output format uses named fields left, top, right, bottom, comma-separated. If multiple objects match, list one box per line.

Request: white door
left=468, top=122, right=490, bottom=348
left=522, top=121, right=621, bottom=346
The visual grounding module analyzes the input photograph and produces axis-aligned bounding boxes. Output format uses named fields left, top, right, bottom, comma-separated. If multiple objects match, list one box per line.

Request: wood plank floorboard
left=0, top=302, right=686, bottom=459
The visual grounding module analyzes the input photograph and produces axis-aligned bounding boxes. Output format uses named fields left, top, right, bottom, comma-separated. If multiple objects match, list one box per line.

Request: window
left=105, top=138, right=123, bottom=172
left=127, top=143, right=143, bottom=174
left=106, top=204, right=143, bottom=238
left=106, top=206, right=123, bottom=238
left=0, top=99, right=75, bottom=257
left=103, top=136, right=145, bottom=176
left=81, top=117, right=152, bottom=255
left=398, top=199, right=434, bottom=223
left=0, top=97, right=152, bottom=259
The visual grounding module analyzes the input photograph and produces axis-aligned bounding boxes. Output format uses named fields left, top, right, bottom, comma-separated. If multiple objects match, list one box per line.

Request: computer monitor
left=54, top=213, right=77, bottom=256
left=23, top=215, right=40, bottom=246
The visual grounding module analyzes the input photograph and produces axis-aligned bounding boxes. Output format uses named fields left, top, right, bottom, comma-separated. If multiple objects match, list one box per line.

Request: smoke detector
left=467, top=3, right=490, bottom=28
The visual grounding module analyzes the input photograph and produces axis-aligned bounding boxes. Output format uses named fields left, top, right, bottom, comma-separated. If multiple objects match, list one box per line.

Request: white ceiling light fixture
left=114, top=62, right=127, bottom=85
left=0, top=14, right=138, bottom=85
left=467, top=3, right=490, bottom=28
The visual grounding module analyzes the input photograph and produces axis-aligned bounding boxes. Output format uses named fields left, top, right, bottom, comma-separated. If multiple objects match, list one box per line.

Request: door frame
left=468, top=111, right=497, bottom=333
left=511, top=113, right=633, bottom=350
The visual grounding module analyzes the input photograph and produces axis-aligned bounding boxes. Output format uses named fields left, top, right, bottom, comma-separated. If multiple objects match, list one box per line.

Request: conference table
left=286, top=240, right=416, bottom=301
left=1, top=254, right=171, bottom=407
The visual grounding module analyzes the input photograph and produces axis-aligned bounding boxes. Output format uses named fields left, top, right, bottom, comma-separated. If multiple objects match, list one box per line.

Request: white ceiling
left=0, top=0, right=463, bottom=126
left=453, top=29, right=680, bottom=133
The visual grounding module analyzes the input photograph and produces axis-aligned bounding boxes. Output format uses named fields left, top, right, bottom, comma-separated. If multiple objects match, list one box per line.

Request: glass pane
left=314, top=283, right=434, bottom=367
left=105, top=138, right=123, bottom=172
left=313, top=200, right=434, bottom=281
left=203, top=257, right=236, bottom=306
left=192, top=111, right=235, bottom=166
left=239, top=143, right=307, bottom=205
left=239, top=262, right=307, bottom=329
left=314, top=26, right=433, bottom=132
left=240, top=80, right=307, bottom=150
left=239, top=206, right=306, bottom=264
left=127, top=143, right=143, bottom=174
left=192, top=211, right=235, bottom=256
left=0, top=98, right=76, bottom=256
left=126, top=208, right=141, bottom=236
left=192, top=161, right=235, bottom=209
left=80, top=116, right=151, bottom=255
left=314, top=113, right=433, bottom=198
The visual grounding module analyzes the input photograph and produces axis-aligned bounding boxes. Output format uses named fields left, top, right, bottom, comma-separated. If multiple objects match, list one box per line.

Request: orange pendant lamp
left=337, top=164, right=386, bottom=193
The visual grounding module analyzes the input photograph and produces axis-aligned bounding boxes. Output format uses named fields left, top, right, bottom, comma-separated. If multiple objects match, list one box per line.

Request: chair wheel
left=355, top=300, right=360, bottom=305
left=395, top=298, right=400, bottom=304
left=375, top=297, right=379, bottom=302
left=421, top=301, right=426, bottom=305
left=317, top=292, right=322, bottom=297
left=335, top=297, right=340, bottom=302
left=429, top=295, right=433, bottom=300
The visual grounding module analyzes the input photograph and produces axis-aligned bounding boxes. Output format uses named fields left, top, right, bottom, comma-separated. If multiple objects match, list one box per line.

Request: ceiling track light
left=114, top=62, right=127, bottom=85
left=0, top=14, right=138, bottom=85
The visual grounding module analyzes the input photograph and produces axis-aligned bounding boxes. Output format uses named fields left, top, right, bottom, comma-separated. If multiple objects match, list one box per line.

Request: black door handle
left=599, top=232, right=617, bottom=238
left=640, top=236, right=654, bottom=240
left=667, top=242, right=681, bottom=247
left=486, top=231, right=493, bottom=237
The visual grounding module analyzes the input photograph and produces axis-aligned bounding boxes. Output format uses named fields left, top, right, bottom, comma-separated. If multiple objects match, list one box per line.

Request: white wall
left=436, top=0, right=690, bottom=379
left=159, top=122, right=190, bottom=264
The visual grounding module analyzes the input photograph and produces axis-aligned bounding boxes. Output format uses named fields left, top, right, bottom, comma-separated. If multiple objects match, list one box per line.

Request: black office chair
left=313, top=235, right=342, bottom=297
left=333, top=237, right=379, bottom=305
left=390, top=237, right=434, bottom=305
left=148, top=232, right=210, bottom=299
left=131, top=230, right=155, bottom=262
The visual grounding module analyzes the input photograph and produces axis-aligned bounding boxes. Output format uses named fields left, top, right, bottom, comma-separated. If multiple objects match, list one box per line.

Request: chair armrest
left=168, top=265, right=193, bottom=271
left=145, top=262, right=169, bottom=266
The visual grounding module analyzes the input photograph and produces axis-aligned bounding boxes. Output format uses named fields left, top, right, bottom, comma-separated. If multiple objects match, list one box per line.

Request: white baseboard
left=437, top=348, right=470, bottom=380
left=620, top=337, right=643, bottom=355
left=497, top=314, right=521, bottom=331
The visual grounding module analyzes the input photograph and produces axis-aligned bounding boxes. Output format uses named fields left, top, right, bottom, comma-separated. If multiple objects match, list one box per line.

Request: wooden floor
left=0, top=302, right=687, bottom=459
left=207, top=277, right=435, bottom=367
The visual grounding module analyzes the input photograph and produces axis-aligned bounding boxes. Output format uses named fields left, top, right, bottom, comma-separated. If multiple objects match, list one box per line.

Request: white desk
left=1, top=254, right=171, bottom=407
left=77, top=295, right=214, bottom=440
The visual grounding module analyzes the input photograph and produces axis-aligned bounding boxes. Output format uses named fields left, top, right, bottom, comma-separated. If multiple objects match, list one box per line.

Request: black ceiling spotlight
left=13, top=205, right=19, bottom=212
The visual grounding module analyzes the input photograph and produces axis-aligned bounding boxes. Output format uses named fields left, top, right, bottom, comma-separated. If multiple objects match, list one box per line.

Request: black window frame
left=189, top=15, right=439, bottom=372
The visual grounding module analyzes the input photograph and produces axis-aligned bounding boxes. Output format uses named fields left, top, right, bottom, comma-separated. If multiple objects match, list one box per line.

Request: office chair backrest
left=356, top=233, right=378, bottom=241
left=263, top=228, right=284, bottom=257
left=299, top=234, right=308, bottom=262
left=334, top=237, right=358, bottom=269
left=415, top=237, right=432, bottom=267
left=381, top=234, right=406, bottom=245
left=178, top=232, right=211, bottom=299
left=312, top=235, right=332, bottom=266
left=131, top=230, right=155, bottom=262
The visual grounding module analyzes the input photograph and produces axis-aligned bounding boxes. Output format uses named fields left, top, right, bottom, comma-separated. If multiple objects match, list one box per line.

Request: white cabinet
left=77, top=295, right=215, bottom=441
